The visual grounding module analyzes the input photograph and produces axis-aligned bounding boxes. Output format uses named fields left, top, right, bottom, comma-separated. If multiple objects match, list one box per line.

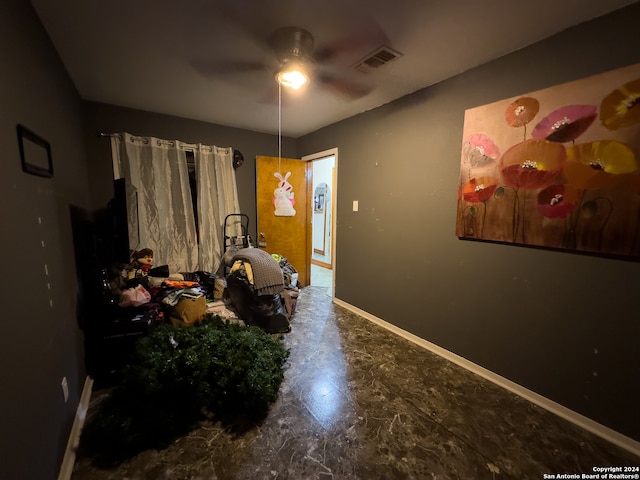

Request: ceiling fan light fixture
left=276, top=62, right=309, bottom=89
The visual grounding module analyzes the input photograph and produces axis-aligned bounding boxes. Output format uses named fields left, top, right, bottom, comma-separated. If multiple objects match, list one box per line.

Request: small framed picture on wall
left=17, top=124, right=53, bottom=178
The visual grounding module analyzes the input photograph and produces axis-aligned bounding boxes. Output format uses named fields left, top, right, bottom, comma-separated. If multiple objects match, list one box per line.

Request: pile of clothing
left=111, top=267, right=238, bottom=327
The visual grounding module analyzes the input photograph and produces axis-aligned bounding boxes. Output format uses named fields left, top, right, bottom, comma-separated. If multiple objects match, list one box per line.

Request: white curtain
left=111, top=133, right=240, bottom=274
left=194, top=144, right=241, bottom=271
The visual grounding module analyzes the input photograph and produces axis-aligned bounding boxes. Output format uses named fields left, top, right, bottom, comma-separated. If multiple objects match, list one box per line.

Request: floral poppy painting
left=456, top=62, right=640, bottom=257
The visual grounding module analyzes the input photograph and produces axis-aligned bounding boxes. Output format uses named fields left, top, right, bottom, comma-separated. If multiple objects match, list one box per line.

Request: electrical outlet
left=61, top=377, right=69, bottom=403
left=353, top=200, right=359, bottom=212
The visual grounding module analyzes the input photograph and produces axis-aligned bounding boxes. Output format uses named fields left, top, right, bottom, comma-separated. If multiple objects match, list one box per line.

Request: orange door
left=256, top=155, right=311, bottom=286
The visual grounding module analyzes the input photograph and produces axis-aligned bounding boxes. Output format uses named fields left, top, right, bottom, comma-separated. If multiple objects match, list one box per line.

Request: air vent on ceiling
left=353, top=46, right=402, bottom=73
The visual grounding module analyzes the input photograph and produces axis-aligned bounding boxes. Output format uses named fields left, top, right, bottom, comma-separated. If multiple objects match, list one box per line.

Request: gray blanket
left=232, top=248, right=284, bottom=296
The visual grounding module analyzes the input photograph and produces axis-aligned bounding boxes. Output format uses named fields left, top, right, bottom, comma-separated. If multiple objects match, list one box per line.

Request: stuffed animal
left=128, top=248, right=154, bottom=279
left=126, top=247, right=185, bottom=285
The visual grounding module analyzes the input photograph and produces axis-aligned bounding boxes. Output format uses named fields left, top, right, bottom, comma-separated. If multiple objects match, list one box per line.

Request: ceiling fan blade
left=212, top=0, right=388, bottom=64
left=191, top=58, right=270, bottom=77
left=313, top=19, right=389, bottom=64
left=316, top=72, right=373, bottom=100
left=212, top=0, right=285, bottom=46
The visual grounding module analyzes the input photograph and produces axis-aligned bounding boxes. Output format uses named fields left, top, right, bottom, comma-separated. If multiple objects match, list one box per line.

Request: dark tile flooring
left=72, top=286, right=639, bottom=479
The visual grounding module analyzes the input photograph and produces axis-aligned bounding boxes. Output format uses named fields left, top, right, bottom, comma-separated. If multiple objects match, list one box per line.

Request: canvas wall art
left=456, top=62, right=640, bottom=257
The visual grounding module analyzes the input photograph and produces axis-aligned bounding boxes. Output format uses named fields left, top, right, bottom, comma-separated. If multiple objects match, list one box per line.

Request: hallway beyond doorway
left=310, top=263, right=332, bottom=288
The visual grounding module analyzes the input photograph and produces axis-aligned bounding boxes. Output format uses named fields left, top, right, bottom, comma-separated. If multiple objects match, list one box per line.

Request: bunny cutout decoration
left=273, top=171, right=296, bottom=216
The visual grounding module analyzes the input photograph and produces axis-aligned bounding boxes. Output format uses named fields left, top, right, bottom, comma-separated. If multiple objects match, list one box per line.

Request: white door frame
left=303, top=147, right=337, bottom=297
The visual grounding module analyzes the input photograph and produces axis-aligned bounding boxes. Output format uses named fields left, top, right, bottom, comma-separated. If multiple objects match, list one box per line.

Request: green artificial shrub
left=81, top=314, right=289, bottom=463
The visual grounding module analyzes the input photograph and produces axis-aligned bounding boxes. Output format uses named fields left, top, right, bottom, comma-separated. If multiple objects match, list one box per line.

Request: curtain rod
left=96, top=132, right=233, bottom=154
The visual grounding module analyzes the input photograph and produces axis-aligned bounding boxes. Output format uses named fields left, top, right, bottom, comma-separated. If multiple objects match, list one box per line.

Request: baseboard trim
left=333, top=297, right=640, bottom=458
left=311, top=258, right=332, bottom=269
left=57, top=376, right=94, bottom=480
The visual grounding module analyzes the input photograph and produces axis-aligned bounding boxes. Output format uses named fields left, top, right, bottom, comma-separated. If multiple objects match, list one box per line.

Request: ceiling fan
left=193, top=24, right=378, bottom=101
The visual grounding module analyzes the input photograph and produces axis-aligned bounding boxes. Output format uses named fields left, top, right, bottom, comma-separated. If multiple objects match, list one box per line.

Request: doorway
left=304, top=149, right=337, bottom=291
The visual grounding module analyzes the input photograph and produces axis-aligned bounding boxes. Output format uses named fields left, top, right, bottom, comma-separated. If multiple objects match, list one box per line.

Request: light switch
left=353, top=200, right=359, bottom=212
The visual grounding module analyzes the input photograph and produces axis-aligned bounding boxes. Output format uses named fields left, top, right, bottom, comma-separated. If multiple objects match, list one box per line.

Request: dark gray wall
left=298, top=3, right=640, bottom=442
left=83, top=102, right=297, bottom=241
left=4, top=3, right=635, bottom=476
left=0, top=0, right=91, bottom=478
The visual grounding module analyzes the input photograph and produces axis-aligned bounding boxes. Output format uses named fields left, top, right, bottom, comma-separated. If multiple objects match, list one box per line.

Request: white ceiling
left=32, top=0, right=635, bottom=138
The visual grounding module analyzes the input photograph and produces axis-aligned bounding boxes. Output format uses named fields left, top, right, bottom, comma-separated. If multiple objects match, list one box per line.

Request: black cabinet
left=84, top=300, right=158, bottom=387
